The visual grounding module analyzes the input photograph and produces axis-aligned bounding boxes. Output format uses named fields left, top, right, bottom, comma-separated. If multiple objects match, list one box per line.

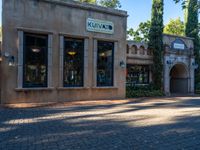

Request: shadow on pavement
left=0, top=97, right=200, bottom=150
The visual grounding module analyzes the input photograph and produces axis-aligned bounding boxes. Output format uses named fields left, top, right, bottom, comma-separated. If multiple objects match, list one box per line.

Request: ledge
left=17, top=27, right=54, bottom=34
left=163, top=33, right=194, bottom=40
left=92, top=86, right=118, bottom=89
left=57, top=87, right=90, bottom=90
left=43, top=0, right=128, bottom=17
left=15, top=87, right=55, bottom=92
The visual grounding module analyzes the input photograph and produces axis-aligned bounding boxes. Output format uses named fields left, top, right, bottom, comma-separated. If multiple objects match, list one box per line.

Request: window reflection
left=63, top=38, right=84, bottom=87
left=23, top=33, right=48, bottom=88
left=97, top=41, right=114, bottom=87
left=126, top=65, right=149, bottom=85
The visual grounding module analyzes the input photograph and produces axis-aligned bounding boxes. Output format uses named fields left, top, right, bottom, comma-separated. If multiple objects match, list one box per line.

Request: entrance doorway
left=170, top=64, right=189, bottom=94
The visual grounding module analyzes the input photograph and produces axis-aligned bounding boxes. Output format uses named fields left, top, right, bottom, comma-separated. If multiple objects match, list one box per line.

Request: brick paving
left=1, top=96, right=200, bottom=150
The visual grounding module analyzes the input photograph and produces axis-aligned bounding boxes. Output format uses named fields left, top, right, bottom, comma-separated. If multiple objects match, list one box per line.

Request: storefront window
left=97, top=41, right=114, bottom=86
left=63, top=38, right=84, bottom=87
left=126, top=65, right=149, bottom=85
left=23, top=33, right=48, bottom=87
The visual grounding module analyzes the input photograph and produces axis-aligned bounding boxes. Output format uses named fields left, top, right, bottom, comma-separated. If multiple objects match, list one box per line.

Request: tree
left=127, top=20, right=151, bottom=42
left=98, top=0, right=121, bottom=8
left=163, top=18, right=184, bottom=36
left=75, top=0, right=97, bottom=4
left=173, top=0, right=200, bottom=9
left=185, top=0, right=200, bottom=90
left=148, top=0, right=164, bottom=89
left=75, top=0, right=121, bottom=8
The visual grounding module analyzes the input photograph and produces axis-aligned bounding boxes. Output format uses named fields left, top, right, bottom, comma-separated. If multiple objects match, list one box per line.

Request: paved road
left=1, top=96, right=200, bottom=150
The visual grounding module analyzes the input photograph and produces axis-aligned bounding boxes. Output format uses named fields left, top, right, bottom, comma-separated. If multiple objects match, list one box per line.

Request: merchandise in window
left=126, top=65, right=150, bottom=85
left=63, top=38, right=84, bottom=87
left=97, top=41, right=114, bottom=87
left=23, top=33, right=48, bottom=87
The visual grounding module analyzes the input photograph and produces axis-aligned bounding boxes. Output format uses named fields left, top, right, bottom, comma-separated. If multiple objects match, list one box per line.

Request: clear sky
left=120, top=0, right=184, bottom=29
left=0, top=0, right=184, bottom=29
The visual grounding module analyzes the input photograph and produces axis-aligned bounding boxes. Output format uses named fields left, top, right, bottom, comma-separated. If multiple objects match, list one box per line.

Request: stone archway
left=170, top=63, right=189, bottom=94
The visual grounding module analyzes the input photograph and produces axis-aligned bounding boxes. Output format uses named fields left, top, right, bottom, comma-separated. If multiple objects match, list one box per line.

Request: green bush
left=126, top=84, right=164, bottom=98
left=195, top=83, right=200, bottom=94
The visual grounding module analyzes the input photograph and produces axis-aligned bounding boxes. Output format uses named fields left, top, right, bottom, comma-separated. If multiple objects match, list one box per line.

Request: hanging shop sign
left=86, top=18, right=114, bottom=34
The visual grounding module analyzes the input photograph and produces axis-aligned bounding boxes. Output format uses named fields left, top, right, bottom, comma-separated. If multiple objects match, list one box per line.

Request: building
left=126, top=41, right=153, bottom=86
left=0, top=0, right=127, bottom=104
left=0, top=0, right=196, bottom=104
left=126, top=34, right=196, bottom=95
left=163, top=34, right=196, bottom=95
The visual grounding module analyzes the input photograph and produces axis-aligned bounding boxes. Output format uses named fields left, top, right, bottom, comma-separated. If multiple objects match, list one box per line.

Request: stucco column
left=59, top=36, right=64, bottom=87
left=164, top=58, right=170, bottom=95
left=190, top=58, right=195, bottom=93
left=48, top=34, right=53, bottom=88
left=17, top=31, right=24, bottom=88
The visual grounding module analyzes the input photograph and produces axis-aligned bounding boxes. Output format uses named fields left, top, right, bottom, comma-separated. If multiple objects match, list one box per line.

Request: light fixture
left=31, top=37, right=41, bottom=53
left=100, top=52, right=105, bottom=57
left=67, top=51, right=77, bottom=56
left=166, top=60, right=173, bottom=65
left=31, top=46, right=41, bottom=53
left=192, top=62, right=198, bottom=69
left=120, top=61, right=126, bottom=68
left=8, top=56, right=15, bottom=66
left=0, top=51, right=2, bottom=62
left=1, top=51, right=15, bottom=66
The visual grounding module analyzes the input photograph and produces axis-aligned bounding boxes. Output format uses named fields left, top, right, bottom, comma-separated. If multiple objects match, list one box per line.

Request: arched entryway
left=170, top=64, right=189, bottom=94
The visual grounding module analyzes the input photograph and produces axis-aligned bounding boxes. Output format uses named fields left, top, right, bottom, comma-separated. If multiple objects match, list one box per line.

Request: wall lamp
left=166, top=60, right=173, bottom=65
left=192, top=62, right=198, bottom=69
left=0, top=51, right=2, bottom=62
left=8, top=56, right=15, bottom=66
left=4, top=52, right=15, bottom=67
left=120, top=61, right=126, bottom=68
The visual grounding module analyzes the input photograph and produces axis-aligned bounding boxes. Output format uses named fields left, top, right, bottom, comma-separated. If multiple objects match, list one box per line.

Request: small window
left=23, top=33, right=48, bottom=88
left=97, top=41, right=114, bottom=87
left=63, top=38, right=84, bottom=87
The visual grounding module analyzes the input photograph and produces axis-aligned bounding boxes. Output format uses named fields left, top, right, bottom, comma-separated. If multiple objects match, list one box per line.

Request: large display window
left=63, top=38, right=84, bottom=87
left=97, top=41, right=114, bottom=87
left=23, top=33, right=48, bottom=88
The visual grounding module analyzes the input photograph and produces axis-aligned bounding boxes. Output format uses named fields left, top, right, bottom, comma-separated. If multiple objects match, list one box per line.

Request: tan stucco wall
left=126, top=41, right=153, bottom=65
left=1, top=0, right=127, bottom=104
left=163, top=34, right=195, bottom=95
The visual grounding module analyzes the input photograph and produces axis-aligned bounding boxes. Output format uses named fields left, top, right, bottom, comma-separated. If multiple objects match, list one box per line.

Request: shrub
left=126, top=84, right=164, bottom=98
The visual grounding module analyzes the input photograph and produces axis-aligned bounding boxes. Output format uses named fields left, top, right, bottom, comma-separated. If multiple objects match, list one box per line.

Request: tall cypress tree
left=148, top=0, right=164, bottom=89
left=185, top=0, right=200, bottom=90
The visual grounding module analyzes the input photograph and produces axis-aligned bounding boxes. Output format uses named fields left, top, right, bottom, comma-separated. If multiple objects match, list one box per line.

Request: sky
left=0, top=0, right=184, bottom=29
left=120, top=0, right=184, bottom=29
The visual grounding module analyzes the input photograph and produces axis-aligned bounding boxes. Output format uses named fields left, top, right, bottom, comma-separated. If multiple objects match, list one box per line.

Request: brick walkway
left=1, top=96, right=200, bottom=150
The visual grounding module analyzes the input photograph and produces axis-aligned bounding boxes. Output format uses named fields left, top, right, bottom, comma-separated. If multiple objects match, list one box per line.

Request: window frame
left=63, top=37, right=85, bottom=87
left=22, top=32, right=49, bottom=88
left=17, top=29, right=53, bottom=89
left=96, top=40, right=114, bottom=87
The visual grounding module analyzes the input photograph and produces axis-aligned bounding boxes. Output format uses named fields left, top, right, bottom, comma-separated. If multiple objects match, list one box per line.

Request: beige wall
left=163, top=34, right=195, bottom=95
left=126, top=41, right=153, bottom=65
left=1, top=0, right=127, bottom=104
